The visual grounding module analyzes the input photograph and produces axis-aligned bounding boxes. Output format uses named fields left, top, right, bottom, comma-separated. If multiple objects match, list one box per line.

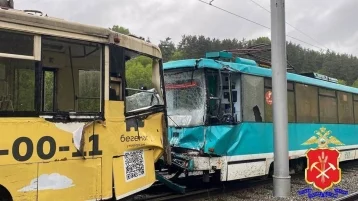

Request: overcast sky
left=15, top=0, right=358, bottom=56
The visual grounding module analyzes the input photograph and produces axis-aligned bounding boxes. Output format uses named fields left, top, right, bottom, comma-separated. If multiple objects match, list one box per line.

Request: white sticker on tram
left=55, top=122, right=86, bottom=150
left=18, top=173, right=75, bottom=192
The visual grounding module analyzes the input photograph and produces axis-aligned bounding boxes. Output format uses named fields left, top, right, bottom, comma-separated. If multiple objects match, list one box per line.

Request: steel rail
left=334, top=192, right=358, bottom=201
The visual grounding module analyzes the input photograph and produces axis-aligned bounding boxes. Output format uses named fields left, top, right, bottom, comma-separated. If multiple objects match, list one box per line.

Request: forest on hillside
left=158, top=36, right=358, bottom=87
left=111, top=25, right=358, bottom=88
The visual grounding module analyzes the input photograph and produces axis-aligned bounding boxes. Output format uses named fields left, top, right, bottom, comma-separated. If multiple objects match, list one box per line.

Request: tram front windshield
left=164, top=70, right=206, bottom=127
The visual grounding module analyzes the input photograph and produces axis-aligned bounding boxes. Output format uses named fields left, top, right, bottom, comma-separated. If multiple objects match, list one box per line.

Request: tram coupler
left=155, top=172, right=186, bottom=194
left=171, top=153, right=194, bottom=171
left=203, top=170, right=210, bottom=183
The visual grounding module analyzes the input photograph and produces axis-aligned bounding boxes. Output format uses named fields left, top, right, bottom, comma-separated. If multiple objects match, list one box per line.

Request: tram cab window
left=124, top=50, right=164, bottom=113
left=0, top=29, right=37, bottom=117
left=41, top=36, right=102, bottom=114
left=165, top=69, right=205, bottom=127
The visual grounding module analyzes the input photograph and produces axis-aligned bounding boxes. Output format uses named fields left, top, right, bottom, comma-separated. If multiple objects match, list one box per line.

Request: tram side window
left=78, top=70, right=100, bottom=112
left=43, top=70, right=55, bottom=112
left=0, top=59, right=36, bottom=114
left=0, top=29, right=37, bottom=116
left=0, top=29, right=33, bottom=56
left=338, top=92, right=354, bottom=124
left=264, top=78, right=295, bottom=122
left=353, top=95, right=358, bottom=123
left=42, top=37, right=102, bottom=113
left=295, top=84, right=319, bottom=123
left=242, top=75, right=264, bottom=122
left=319, top=88, right=338, bottom=123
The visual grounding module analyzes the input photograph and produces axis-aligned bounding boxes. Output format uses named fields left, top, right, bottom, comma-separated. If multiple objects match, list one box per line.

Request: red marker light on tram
left=112, top=33, right=120, bottom=44
left=114, top=36, right=120, bottom=44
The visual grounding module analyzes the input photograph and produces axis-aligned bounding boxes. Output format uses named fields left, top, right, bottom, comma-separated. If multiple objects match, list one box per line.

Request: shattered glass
left=242, top=74, right=265, bottom=122
left=125, top=88, right=164, bottom=112
left=164, top=70, right=206, bottom=127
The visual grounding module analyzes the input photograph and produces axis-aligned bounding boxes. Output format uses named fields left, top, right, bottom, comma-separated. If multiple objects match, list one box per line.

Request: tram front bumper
left=171, top=153, right=224, bottom=171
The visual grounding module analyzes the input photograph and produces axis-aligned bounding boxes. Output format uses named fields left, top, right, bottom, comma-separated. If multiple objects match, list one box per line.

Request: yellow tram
left=0, top=6, right=167, bottom=201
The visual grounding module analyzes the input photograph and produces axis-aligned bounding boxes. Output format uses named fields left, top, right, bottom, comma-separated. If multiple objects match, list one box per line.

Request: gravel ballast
left=193, top=160, right=358, bottom=201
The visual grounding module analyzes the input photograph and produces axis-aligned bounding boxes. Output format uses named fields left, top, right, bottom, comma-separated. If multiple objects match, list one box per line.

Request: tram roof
left=163, top=58, right=358, bottom=94
left=0, top=8, right=162, bottom=58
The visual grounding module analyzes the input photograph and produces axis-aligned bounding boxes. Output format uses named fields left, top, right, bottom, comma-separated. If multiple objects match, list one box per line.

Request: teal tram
left=162, top=51, right=358, bottom=183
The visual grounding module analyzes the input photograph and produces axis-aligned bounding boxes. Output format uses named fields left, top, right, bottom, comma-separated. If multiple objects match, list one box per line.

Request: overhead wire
left=197, top=0, right=270, bottom=30
left=248, top=0, right=329, bottom=50
left=197, top=0, right=324, bottom=51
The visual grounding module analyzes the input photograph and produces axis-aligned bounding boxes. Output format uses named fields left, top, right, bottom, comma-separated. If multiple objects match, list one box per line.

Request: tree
left=170, top=50, right=185, bottom=61
left=159, top=37, right=176, bottom=62
left=352, top=79, right=358, bottom=88
left=125, top=56, right=153, bottom=94
left=338, top=79, right=347, bottom=85
left=158, top=34, right=358, bottom=85
left=110, top=25, right=130, bottom=35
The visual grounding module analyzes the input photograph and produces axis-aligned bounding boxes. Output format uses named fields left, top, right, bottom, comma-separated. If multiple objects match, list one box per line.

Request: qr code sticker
left=124, top=149, right=146, bottom=182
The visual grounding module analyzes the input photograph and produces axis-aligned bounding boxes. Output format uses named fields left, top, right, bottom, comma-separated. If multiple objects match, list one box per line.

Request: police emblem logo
left=301, top=127, right=344, bottom=148
left=302, top=127, right=344, bottom=191
left=305, top=148, right=340, bottom=191
left=298, top=127, right=349, bottom=198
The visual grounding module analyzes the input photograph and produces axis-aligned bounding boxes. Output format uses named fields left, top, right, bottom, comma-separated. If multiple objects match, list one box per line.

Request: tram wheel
left=0, top=185, right=12, bottom=201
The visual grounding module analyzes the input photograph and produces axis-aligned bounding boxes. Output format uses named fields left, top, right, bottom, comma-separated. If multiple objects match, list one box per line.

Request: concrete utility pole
left=271, top=0, right=291, bottom=198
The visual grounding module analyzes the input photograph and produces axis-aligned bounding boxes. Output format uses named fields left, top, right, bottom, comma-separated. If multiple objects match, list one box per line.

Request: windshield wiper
left=127, top=104, right=165, bottom=115
left=126, top=88, right=157, bottom=94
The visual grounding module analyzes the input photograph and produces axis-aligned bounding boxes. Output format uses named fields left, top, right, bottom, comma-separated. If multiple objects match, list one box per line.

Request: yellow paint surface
left=0, top=100, right=164, bottom=200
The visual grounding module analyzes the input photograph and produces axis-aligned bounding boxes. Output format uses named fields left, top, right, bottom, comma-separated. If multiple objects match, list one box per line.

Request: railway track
left=334, top=192, right=358, bottom=201
left=333, top=161, right=358, bottom=201
left=124, top=159, right=358, bottom=201
left=146, top=178, right=275, bottom=201
left=127, top=173, right=285, bottom=201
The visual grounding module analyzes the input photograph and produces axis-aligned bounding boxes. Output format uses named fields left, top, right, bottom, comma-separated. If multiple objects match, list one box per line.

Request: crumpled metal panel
left=169, top=127, right=205, bottom=151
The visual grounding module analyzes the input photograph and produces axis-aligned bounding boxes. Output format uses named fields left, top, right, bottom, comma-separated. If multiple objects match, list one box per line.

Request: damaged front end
left=165, top=126, right=224, bottom=183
